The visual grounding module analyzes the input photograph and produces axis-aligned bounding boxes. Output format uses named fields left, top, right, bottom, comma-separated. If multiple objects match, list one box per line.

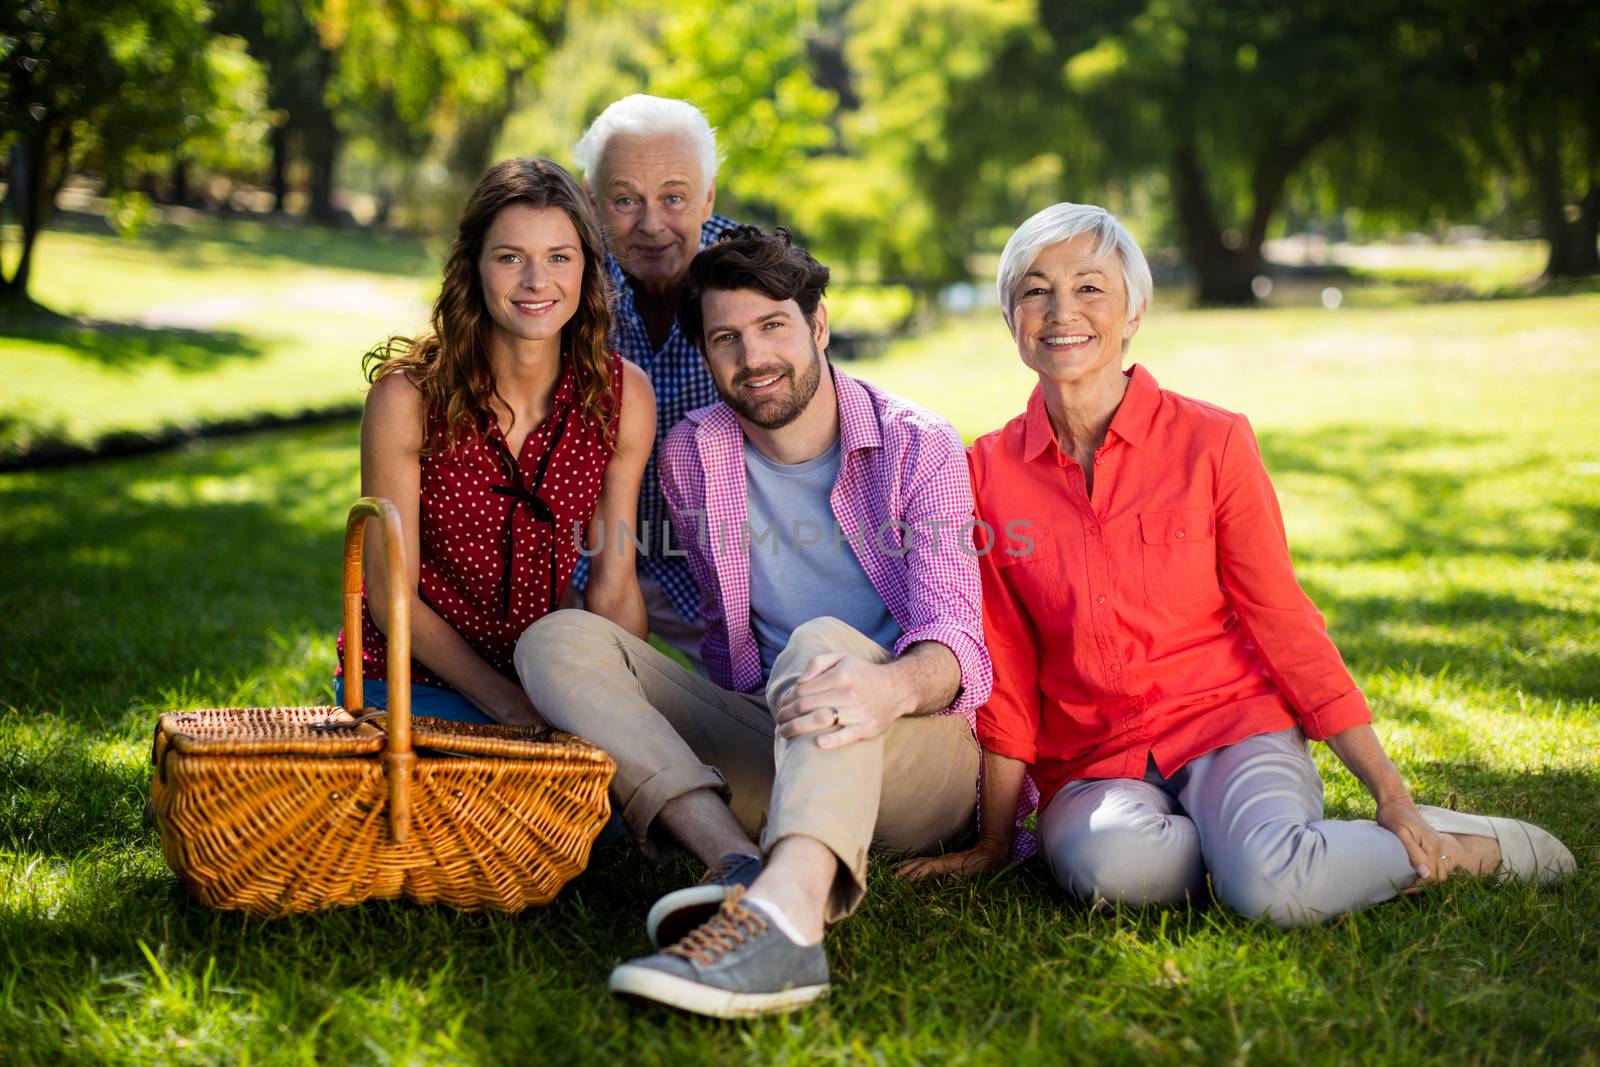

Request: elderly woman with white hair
left=897, top=203, right=1575, bottom=925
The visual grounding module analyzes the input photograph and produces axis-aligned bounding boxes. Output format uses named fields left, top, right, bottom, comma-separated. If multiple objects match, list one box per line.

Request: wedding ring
left=830, top=709, right=840, bottom=727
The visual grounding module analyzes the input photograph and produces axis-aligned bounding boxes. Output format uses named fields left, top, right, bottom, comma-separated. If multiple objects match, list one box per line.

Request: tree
left=175, top=34, right=273, bottom=202
left=210, top=0, right=341, bottom=218
left=321, top=0, right=564, bottom=223
left=493, top=0, right=659, bottom=169
left=803, top=0, right=1049, bottom=299
left=1460, top=0, right=1600, bottom=278
left=646, top=0, right=838, bottom=215
left=1, top=0, right=220, bottom=303
left=1033, top=0, right=1456, bottom=305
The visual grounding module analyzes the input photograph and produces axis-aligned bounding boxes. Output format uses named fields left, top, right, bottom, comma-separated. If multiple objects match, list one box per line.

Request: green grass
left=1326, top=239, right=1551, bottom=294
left=5, top=213, right=1576, bottom=462
left=0, top=214, right=907, bottom=460
left=2, top=219, right=1599, bottom=1063
left=0, top=212, right=437, bottom=460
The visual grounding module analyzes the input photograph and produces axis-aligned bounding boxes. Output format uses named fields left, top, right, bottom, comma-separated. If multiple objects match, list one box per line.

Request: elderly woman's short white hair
left=573, top=94, right=720, bottom=186
left=997, top=203, right=1153, bottom=327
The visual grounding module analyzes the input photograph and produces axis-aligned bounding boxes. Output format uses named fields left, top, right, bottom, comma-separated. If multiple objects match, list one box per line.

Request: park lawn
left=0, top=213, right=437, bottom=460
left=0, top=213, right=906, bottom=462
left=2, top=211, right=1573, bottom=463
left=2, top=287, right=1599, bottom=1063
left=1326, top=239, right=1551, bottom=294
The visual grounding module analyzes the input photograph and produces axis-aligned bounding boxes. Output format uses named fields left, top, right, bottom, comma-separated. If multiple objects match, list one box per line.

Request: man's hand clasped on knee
left=776, top=652, right=912, bottom=750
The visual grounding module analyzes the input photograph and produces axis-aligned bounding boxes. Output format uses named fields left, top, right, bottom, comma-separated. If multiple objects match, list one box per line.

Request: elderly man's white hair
left=573, top=94, right=721, bottom=185
left=996, top=203, right=1153, bottom=329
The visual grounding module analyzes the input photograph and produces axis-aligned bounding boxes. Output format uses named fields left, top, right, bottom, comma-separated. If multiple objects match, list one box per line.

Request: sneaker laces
left=663, top=886, right=769, bottom=966
left=697, top=853, right=754, bottom=887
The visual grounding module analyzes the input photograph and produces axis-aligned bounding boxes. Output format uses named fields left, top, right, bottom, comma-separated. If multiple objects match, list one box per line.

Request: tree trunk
left=171, top=157, right=193, bottom=206
left=304, top=48, right=341, bottom=224
left=269, top=123, right=290, bottom=213
left=1543, top=179, right=1600, bottom=278
left=1518, top=122, right=1600, bottom=279
left=1188, top=243, right=1262, bottom=306
left=3, top=135, right=50, bottom=303
left=1171, top=144, right=1261, bottom=306
left=449, top=80, right=522, bottom=190
left=1, top=143, right=26, bottom=296
left=4, top=124, right=73, bottom=305
left=1170, top=101, right=1351, bottom=306
left=306, top=115, right=340, bottom=224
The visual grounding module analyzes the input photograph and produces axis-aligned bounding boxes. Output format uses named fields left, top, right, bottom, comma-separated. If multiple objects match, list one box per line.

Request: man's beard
left=721, top=337, right=824, bottom=430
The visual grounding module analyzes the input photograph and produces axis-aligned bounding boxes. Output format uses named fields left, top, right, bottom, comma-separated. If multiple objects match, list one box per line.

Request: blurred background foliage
left=2, top=0, right=1598, bottom=309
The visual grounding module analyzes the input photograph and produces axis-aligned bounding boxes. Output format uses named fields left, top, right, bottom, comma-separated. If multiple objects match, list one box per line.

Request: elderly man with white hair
left=566, top=94, right=743, bottom=665
left=897, top=202, right=1576, bottom=927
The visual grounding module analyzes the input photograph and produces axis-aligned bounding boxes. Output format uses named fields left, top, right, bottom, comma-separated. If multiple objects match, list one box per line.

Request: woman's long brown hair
left=365, top=158, right=615, bottom=453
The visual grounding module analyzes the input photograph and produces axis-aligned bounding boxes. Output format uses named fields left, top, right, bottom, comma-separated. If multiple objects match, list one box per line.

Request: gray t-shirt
left=744, top=437, right=901, bottom=676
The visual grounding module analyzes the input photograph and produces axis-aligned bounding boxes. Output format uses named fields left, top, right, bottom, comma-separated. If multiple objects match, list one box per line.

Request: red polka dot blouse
left=339, top=352, right=623, bottom=688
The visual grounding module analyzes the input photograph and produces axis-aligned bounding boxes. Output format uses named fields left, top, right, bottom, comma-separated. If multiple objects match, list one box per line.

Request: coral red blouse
left=969, top=365, right=1372, bottom=811
left=339, top=352, right=622, bottom=687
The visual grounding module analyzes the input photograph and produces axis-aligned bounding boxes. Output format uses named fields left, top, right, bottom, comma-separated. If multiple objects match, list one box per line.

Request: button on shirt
left=570, top=214, right=743, bottom=621
left=969, top=364, right=1373, bottom=816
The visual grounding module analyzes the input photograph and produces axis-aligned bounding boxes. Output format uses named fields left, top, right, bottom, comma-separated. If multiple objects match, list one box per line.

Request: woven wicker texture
left=148, top=498, right=616, bottom=917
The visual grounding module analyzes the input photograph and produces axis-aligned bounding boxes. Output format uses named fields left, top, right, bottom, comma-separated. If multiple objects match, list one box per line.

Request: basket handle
left=341, top=497, right=415, bottom=844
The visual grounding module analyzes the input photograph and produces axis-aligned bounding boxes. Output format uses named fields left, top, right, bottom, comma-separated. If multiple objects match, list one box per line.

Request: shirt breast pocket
left=1139, top=507, right=1216, bottom=602
left=994, top=527, right=1066, bottom=613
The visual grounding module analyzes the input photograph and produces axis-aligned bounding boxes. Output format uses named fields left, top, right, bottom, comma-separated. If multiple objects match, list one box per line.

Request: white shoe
left=1418, top=805, right=1576, bottom=885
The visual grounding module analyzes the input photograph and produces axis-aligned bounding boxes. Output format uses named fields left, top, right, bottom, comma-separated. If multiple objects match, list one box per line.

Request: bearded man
left=516, top=226, right=991, bottom=1017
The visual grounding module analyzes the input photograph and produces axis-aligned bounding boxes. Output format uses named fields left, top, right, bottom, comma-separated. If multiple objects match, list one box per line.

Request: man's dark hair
left=677, top=225, right=831, bottom=347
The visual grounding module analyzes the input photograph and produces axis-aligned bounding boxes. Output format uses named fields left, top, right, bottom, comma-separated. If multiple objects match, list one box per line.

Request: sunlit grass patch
left=1, top=223, right=1597, bottom=1063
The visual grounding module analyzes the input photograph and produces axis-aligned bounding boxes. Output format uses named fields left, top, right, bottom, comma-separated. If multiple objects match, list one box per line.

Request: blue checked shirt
left=571, top=214, right=742, bottom=620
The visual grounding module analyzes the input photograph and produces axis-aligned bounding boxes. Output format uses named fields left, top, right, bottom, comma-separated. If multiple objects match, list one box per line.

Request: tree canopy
left=4, top=0, right=1596, bottom=307
left=1, top=0, right=227, bottom=300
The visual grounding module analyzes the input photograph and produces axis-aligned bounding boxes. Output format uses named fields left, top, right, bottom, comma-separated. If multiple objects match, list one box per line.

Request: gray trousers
left=1040, top=727, right=1417, bottom=928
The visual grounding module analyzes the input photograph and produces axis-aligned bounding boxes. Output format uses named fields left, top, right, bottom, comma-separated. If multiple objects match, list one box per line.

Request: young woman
left=335, top=158, right=655, bottom=725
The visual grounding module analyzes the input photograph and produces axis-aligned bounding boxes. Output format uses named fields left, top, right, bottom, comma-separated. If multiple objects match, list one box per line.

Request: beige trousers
left=567, top=572, right=708, bottom=673
left=515, top=610, right=978, bottom=920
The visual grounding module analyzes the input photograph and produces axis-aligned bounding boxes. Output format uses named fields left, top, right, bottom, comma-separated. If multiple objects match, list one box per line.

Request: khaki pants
left=515, top=610, right=978, bottom=920
left=567, top=572, right=708, bottom=673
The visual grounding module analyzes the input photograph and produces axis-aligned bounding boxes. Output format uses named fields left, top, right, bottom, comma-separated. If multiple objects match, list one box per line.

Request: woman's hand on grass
left=894, top=839, right=1010, bottom=881
left=1326, top=723, right=1445, bottom=889
left=1376, top=795, right=1447, bottom=889
left=896, top=750, right=1029, bottom=882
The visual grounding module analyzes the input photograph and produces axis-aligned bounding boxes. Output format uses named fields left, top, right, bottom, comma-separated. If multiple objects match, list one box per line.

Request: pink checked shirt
left=658, top=367, right=993, bottom=725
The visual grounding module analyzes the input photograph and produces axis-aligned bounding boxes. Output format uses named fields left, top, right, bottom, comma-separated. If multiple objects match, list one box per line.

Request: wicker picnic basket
left=148, top=496, right=616, bottom=917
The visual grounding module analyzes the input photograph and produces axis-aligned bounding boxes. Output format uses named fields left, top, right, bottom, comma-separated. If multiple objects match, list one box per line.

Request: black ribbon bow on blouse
left=488, top=406, right=572, bottom=620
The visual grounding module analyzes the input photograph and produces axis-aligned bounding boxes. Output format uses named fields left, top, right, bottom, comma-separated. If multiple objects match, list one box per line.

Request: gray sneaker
left=645, top=851, right=764, bottom=948
left=610, top=888, right=830, bottom=1018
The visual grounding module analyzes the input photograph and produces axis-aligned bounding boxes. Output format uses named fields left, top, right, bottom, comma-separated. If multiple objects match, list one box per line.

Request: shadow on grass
left=1, top=306, right=268, bottom=373
left=1335, top=266, right=1600, bottom=303
left=1, top=754, right=1594, bottom=1064
left=0, top=427, right=357, bottom=719
left=45, top=207, right=436, bottom=279
left=0, top=402, right=363, bottom=472
left=1256, top=423, right=1600, bottom=563
left=1306, top=584, right=1600, bottom=706
left=0, top=307, right=349, bottom=469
